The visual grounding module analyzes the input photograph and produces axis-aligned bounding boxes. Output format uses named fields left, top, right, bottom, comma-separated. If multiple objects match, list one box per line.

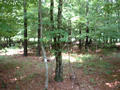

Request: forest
left=0, top=0, right=120, bottom=90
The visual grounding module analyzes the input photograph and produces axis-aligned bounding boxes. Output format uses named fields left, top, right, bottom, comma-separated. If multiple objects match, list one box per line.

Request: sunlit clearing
left=49, top=54, right=77, bottom=62
left=116, top=43, right=120, bottom=46
left=62, top=53, right=76, bottom=62
left=0, top=48, right=23, bottom=55
left=62, top=53, right=89, bottom=63
left=41, top=53, right=94, bottom=63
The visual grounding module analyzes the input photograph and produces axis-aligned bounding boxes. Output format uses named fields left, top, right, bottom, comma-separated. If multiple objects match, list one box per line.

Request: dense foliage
left=0, top=0, right=120, bottom=89
left=0, top=0, right=120, bottom=49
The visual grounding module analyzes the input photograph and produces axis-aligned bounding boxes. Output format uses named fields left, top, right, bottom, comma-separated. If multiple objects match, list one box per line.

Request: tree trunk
left=38, top=0, right=48, bottom=89
left=37, top=0, right=42, bottom=56
left=0, top=37, right=1, bottom=44
left=50, top=0, right=54, bottom=30
left=6, top=37, right=9, bottom=47
left=68, top=19, right=72, bottom=46
left=8, top=37, right=12, bottom=47
left=23, top=0, right=28, bottom=56
left=79, top=27, right=82, bottom=49
left=117, top=5, right=120, bottom=42
left=85, top=26, right=89, bottom=49
left=85, top=0, right=89, bottom=49
left=50, top=0, right=56, bottom=50
left=54, top=0, right=63, bottom=82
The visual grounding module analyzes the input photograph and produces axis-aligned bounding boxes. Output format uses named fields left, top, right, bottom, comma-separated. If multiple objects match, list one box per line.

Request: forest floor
left=0, top=47, right=120, bottom=90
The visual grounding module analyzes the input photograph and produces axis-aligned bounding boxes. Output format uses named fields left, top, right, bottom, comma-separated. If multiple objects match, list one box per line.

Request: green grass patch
left=74, top=54, right=113, bottom=75
left=101, top=48, right=117, bottom=55
left=0, top=56, right=34, bottom=71
left=21, top=73, right=41, bottom=82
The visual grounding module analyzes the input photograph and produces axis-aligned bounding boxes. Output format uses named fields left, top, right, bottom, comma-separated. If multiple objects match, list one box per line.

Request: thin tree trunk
left=37, top=0, right=42, bottom=56
left=50, top=0, right=54, bottom=30
left=85, top=0, right=89, bottom=49
left=38, top=0, right=48, bottom=89
left=0, top=37, right=1, bottom=44
left=41, top=43, right=48, bottom=90
left=8, top=37, right=12, bottom=47
left=23, top=0, right=28, bottom=56
left=68, top=19, right=72, bottom=45
left=79, top=27, right=82, bottom=49
left=54, top=0, right=63, bottom=82
left=118, top=7, right=120, bottom=42
left=50, top=0, right=56, bottom=50
left=6, top=37, right=9, bottom=47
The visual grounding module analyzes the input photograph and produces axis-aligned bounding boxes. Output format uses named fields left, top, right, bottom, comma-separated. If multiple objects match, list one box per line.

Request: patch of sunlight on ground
left=49, top=53, right=77, bottom=62
left=62, top=53, right=93, bottom=63
left=105, top=81, right=120, bottom=88
left=62, top=53, right=76, bottom=62
left=0, top=48, right=23, bottom=55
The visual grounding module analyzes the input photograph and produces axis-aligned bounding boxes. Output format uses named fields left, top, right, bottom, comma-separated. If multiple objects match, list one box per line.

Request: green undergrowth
left=0, top=55, right=54, bottom=80
left=0, top=56, right=21, bottom=70
left=111, top=52, right=120, bottom=58
left=20, top=73, right=41, bottom=82
left=0, top=56, right=31, bottom=70
left=101, top=48, right=118, bottom=55
left=74, top=54, right=113, bottom=75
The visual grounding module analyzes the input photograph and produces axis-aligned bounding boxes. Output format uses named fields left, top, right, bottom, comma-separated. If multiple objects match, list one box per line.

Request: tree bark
left=8, top=37, right=12, bottom=47
left=37, top=0, right=42, bottom=56
left=50, top=0, right=54, bottom=30
left=117, top=3, right=120, bottom=42
left=85, top=0, right=89, bottom=49
left=79, top=27, right=82, bottom=49
left=50, top=0, right=56, bottom=50
left=23, top=0, right=28, bottom=56
left=68, top=19, right=72, bottom=45
left=38, top=0, right=48, bottom=89
left=54, top=0, right=63, bottom=82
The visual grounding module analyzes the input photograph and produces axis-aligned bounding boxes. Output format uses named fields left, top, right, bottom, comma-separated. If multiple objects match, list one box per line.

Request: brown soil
left=0, top=49, right=120, bottom=90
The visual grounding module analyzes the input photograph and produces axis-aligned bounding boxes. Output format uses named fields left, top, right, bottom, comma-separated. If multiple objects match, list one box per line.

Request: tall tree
left=85, top=0, right=89, bottom=49
left=38, top=0, right=48, bottom=89
left=38, top=0, right=42, bottom=56
left=79, top=25, right=82, bottom=49
left=50, top=0, right=56, bottom=50
left=50, top=0, right=54, bottom=30
left=23, top=0, right=28, bottom=56
left=54, top=0, right=63, bottom=82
